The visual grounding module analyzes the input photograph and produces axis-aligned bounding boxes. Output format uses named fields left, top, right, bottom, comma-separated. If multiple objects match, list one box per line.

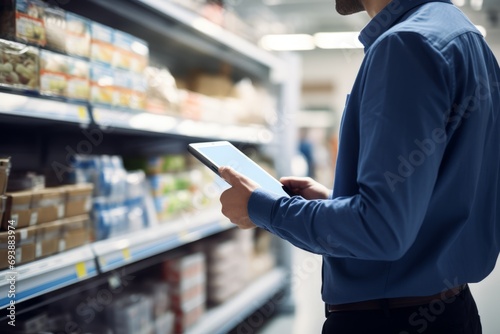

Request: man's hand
left=280, top=176, right=330, bottom=200
left=219, top=166, right=260, bottom=229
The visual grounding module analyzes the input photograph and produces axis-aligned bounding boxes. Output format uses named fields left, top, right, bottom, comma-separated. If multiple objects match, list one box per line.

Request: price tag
left=77, top=106, right=87, bottom=120
left=75, top=262, right=87, bottom=278
left=122, top=248, right=131, bottom=261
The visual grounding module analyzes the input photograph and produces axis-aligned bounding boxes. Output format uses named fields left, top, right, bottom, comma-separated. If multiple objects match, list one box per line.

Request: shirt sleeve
left=248, top=32, right=452, bottom=261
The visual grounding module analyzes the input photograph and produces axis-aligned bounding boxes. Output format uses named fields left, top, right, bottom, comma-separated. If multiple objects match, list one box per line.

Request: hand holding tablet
left=187, top=141, right=292, bottom=197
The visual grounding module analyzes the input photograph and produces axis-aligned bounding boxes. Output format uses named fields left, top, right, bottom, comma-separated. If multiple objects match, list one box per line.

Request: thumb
left=219, top=166, right=238, bottom=185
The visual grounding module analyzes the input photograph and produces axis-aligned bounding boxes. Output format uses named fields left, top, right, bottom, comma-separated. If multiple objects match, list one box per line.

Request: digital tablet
left=188, top=141, right=291, bottom=197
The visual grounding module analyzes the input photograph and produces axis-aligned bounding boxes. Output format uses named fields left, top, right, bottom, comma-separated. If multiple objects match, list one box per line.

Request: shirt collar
left=359, top=0, right=453, bottom=48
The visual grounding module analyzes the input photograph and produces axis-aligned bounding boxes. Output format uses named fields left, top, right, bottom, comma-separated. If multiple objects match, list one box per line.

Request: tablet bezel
left=187, top=141, right=292, bottom=197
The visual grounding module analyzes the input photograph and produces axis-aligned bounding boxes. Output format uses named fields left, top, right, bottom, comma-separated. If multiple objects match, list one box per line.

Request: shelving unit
left=0, top=245, right=97, bottom=309
left=186, top=267, right=288, bottom=334
left=0, top=0, right=299, bottom=332
left=0, top=207, right=232, bottom=310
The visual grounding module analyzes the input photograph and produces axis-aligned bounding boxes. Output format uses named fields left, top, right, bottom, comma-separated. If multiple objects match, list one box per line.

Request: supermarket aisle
left=258, top=247, right=325, bottom=334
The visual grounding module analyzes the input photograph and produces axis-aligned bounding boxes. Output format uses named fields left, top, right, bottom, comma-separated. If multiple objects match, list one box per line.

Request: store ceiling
left=229, top=0, right=500, bottom=37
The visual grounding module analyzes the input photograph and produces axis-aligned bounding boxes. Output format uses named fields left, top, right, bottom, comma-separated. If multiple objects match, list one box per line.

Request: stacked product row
left=0, top=157, right=92, bottom=269
left=8, top=228, right=276, bottom=334
left=0, top=1, right=276, bottom=126
left=124, top=154, right=220, bottom=222
left=0, top=0, right=149, bottom=109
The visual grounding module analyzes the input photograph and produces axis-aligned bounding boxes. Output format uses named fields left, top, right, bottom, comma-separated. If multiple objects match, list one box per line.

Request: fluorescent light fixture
left=470, top=0, right=483, bottom=10
left=452, top=0, right=466, bottom=6
left=475, top=25, right=487, bottom=37
left=259, top=34, right=315, bottom=51
left=314, top=32, right=363, bottom=49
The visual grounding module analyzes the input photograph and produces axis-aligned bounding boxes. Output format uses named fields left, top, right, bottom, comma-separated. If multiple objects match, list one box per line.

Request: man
left=219, top=0, right=500, bottom=332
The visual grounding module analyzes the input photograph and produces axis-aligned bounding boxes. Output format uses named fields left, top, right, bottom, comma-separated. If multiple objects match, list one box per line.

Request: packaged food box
left=0, top=0, right=47, bottom=46
left=0, top=157, right=11, bottom=195
left=31, top=187, right=65, bottom=224
left=66, top=12, right=90, bottom=58
left=40, top=49, right=68, bottom=97
left=59, top=214, right=90, bottom=251
left=67, top=56, right=89, bottom=101
left=90, top=21, right=114, bottom=65
left=173, top=296, right=205, bottom=334
left=90, top=62, right=114, bottom=106
left=112, top=30, right=149, bottom=73
left=0, top=225, right=37, bottom=269
left=0, top=39, right=39, bottom=91
left=63, top=183, right=93, bottom=217
left=35, top=220, right=61, bottom=258
left=112, top=68, right=131, bottom=109
left=1, top=190, right=36, bottom=229
left=43, top=5, right=66, bottom=53
left=129, top=72, right=146, bottom=111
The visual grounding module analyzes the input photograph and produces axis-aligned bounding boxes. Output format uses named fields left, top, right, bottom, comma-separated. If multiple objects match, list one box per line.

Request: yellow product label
left=78, top=106, right=87, bottom=120
left=75, top=262, right=87, bottom=278
left=122, top=248, right=131, bottom=260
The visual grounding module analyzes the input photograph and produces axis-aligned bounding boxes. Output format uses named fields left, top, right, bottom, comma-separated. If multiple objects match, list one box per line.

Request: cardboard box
left=90, top=62, right=114, bottom=106
left=66, top=12, right=90, bottom=58
left=31, top=187, right=65, bottom=224
left=63, top=184, right=93, bottom=217
left=1, top=191, right=36, bottom=229
left=0, top=225, right=37, bottom=269
left=67, top=57, right=90, bottom=101
left=0, top=0, right=47, bottom=46
left=0, top=39, right=39, bottom=91
left=0, top=242, right=36, bottom=269
left=59, top=214, right=90, bottom=251
left=35, top=220, right=61, bottom=258
left=0, top=157, right=10, bottom=195
left=90, top=21, right=114, bottom=65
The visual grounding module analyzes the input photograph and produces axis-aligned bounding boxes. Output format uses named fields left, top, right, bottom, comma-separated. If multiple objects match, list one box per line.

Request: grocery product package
left=65, top=12, right=90, bottom=58
left=43, top=5, right=66, bottom=53
left=39, top=49, right=68, bottom=97
left=90, top=21, right=114, bottom=65
left=0, top=0, right=47, bottom=46
left=0, top=157, right=11, bottom=195
left=67, top=56, right=89, bottom=101
left=0, top=38, right=39, bottom=90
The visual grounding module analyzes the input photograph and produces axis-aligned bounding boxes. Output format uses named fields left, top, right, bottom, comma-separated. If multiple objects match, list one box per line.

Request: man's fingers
left=219, top=166, right=238, bottom=185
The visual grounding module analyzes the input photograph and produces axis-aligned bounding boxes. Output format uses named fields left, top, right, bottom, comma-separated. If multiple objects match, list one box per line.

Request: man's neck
left=361, top=0, right=393, bottom=17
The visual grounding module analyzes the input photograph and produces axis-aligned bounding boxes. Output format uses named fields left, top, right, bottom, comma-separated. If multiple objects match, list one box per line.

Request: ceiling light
left=470, top=0, right=483, bottom=10
left=452, top=0, right=466, bottom=6
left=259, top=34, right=315, bottom=51
left=314, top=32, right=363, bottom=49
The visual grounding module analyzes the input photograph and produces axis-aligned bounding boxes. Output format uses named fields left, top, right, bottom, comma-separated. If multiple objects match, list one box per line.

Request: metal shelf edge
left=92, top=208, right=233, bottom=273
left=0, top=92, right=91, bottom=124
left=135, top=0, right=283, bottom=72
left=0, top=245, right=97, bottom=309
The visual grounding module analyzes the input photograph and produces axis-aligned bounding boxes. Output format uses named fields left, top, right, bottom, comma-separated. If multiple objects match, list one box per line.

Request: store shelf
left=186, top=267, right=288, bottom=334
left=134, top=0, right=284, bottom=82
left=92, top=207, right=233, bottom=273
left=93, top=107, right=274, bottom=144
left=0, top=245, right=97, bottom=309
left=0, top=92, right=91, bottom=125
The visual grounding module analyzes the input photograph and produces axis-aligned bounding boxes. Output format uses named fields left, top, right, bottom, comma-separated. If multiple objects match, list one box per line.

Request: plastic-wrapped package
left=0, top=38, right=39, bottom=91
left=66, top=12, right=90, bottom=58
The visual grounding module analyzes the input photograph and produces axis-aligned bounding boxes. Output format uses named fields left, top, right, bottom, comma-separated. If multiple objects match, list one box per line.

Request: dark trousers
left=322, top=286, right=482, bottom=334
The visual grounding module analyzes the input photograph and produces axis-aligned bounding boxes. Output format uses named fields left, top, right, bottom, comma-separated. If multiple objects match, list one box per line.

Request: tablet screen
left=188, top=141, right=290, bottom=198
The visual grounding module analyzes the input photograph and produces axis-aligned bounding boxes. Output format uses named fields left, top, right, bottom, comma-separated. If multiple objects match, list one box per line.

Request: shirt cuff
left=248, top=188, right=282, bottom=232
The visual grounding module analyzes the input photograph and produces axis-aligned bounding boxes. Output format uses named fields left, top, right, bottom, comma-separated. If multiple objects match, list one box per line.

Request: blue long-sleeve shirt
left=248, top=0, right=500, bottom=304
